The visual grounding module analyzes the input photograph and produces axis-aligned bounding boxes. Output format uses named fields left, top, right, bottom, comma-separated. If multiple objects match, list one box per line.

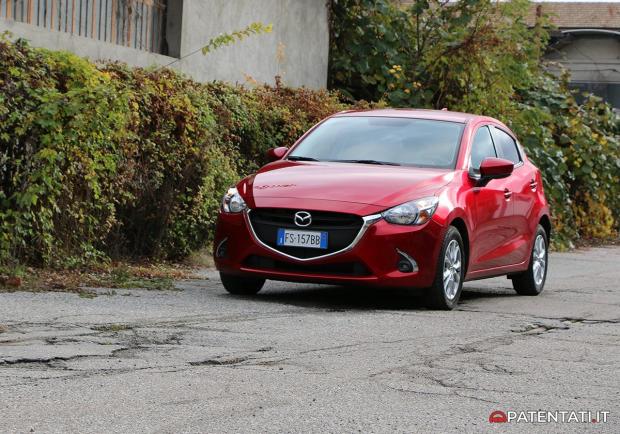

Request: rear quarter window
left=470, top=126, right=497, bottom=170
left=491, top=127, right=521, bottom=165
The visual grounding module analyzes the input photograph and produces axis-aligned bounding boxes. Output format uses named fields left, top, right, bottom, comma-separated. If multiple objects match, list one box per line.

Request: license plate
left=276, top=228, right=328, bottom=249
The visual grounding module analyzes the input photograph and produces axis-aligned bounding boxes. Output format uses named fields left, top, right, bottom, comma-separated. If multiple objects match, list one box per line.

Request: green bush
left=0, top=39, right=130, bottom=266
left=4, top=0, right=617, bottom=269
left=203, top=81, right=349, bottom=171
left=329, top=0, right=620, bottom=247
left=510, top=73, right=620, bottom=245
left=97, top=64, right=240, bottom=259
left=0, top=37, right=346, bottom=266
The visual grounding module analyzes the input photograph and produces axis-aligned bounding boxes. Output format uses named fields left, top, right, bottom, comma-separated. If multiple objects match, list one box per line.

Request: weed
left=91, top=324, right=132, bottom=332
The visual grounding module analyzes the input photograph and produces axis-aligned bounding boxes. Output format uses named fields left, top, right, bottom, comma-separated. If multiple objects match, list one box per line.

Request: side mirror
left=267, top=146, right=288, bottom=162
left=471, top=157, right=514, bottom=185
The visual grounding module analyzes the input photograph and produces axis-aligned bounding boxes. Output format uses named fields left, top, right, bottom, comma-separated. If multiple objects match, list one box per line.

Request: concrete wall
left=0, top=0, right=329, bottom=88
left=178, top=0, right=329, bottom=88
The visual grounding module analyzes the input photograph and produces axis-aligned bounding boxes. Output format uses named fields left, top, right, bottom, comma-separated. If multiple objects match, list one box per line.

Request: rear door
left=490, top=126, right=534, bottom=265
left=467, top=125, right=515, bottom=272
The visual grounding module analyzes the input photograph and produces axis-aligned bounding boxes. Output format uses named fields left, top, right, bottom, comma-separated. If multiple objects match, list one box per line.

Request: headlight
left=222, top=187, right=247, bottom=213
left=382, top=196, right=439, bottom=225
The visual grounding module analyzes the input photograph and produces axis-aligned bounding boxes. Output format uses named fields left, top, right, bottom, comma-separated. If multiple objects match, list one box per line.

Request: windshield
left=288, top=116, right=464, bottom=169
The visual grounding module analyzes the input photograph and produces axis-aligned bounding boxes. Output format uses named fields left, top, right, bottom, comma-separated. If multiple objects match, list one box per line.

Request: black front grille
left=244, top=255, right=370, bottom=276
left=248, top=208, right=364, bottom=259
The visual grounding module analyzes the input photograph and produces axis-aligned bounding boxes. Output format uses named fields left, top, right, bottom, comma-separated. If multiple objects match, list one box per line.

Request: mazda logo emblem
left=294, top=211, right=312, bottom=227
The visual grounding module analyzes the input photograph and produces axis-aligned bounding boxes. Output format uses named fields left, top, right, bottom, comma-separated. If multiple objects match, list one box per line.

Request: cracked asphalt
left=1, top=247, right=619, bottom=433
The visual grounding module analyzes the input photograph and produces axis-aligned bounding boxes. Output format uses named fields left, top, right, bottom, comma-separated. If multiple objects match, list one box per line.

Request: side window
left=470, top=126, right=497, bottom=170
left=491, top=127, right=521, bottom=164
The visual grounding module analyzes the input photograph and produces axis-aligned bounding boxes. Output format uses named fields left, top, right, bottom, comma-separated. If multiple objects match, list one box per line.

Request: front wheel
left=220, top=273, right=265, bottom=295
left=425, top=226, right=465, bottom=310
left=511, top=225, right=548, bottom=296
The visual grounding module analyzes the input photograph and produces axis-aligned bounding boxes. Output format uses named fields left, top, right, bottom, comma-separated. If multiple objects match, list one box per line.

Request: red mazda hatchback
left=213, top=109, right=551, bottom=309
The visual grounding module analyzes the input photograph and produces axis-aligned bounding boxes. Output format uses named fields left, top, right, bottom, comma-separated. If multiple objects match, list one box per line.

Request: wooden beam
left=145, top=3, right=150, bottom=51
left=71, top=0, right=75, bottom=33
left=27, top=0, right=33, bottom=23
left=126, top=1, right=131, bottom=47
left=111, top=0, right=116, bottom=43
left=51, top=0, right=55, bottom=30
left=91, top=0, right=95, bottom=38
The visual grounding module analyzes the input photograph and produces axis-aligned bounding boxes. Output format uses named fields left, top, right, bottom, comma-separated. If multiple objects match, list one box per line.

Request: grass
left=78, top=290, right=97, bottom=299
left=91, top=323, right=132, bottom=332
left=108, top=267, right=174, bottom=290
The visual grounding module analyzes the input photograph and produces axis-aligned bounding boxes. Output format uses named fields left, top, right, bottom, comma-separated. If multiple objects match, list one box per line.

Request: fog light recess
left=396, top=249, right=418, bottom=273
left=216, top=238, right=228, bottom=259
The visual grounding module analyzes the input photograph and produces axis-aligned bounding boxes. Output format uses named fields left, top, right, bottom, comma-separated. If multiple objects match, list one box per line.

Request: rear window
left=288, top=117, right=465, bottom=169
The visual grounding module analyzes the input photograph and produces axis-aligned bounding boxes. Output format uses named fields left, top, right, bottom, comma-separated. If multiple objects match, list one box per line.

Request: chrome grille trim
left=244, top=209, right=382, bottom=262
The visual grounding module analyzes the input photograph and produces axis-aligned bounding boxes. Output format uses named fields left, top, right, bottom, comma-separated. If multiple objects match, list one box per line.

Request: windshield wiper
left=330, top=159, right=401, bottom=166
left=287, top=155, right=319, bottom=162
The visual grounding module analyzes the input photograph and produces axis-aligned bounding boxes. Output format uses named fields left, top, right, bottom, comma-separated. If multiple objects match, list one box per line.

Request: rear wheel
left=220, top=273, right=265, bottom=295
left=511, top=225, right=548, bottom=295
left=425, top=226, right=465, bottom=310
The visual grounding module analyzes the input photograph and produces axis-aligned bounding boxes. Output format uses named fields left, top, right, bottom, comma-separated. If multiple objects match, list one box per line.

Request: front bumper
left=214, top=209, right=445, bottom=288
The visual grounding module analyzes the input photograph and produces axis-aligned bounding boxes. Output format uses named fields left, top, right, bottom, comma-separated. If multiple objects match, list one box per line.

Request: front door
left=466, top=125, right=516, bottom=272
left=490, top=126, right=535, bottom=266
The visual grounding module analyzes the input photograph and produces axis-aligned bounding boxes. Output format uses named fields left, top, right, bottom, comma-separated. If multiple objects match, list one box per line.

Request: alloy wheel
left=443, top=239, right=462, bottom=300
left=532, top=234, right=546, bottom=287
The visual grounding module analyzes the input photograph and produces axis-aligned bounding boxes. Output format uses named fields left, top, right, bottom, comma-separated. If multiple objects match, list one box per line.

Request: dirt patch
left=189, top=356, right=250, bottom=366
left=0, top=262, right=201, bottom=296
left=575, top=236, right=620, bottom=249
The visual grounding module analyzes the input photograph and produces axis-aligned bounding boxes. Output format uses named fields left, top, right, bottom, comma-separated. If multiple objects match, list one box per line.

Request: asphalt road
left=1, top=247, right=619, bottom=433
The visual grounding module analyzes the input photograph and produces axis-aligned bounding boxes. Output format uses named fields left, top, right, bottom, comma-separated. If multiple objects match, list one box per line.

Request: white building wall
left=0, top=0, right=329, bottom=88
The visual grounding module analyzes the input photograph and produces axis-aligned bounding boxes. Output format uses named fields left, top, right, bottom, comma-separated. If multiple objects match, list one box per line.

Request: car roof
left=332, top=108, right=497, bottom=124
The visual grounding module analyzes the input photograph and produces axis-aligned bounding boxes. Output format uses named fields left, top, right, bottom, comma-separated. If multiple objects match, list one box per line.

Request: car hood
left=238, top=160, right=455, bottom=211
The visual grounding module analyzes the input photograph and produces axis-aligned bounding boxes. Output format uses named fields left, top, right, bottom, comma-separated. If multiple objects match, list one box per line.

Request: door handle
left=530, top=179, right=538, bottom=191
left=504, top=188, right=512, bottom=199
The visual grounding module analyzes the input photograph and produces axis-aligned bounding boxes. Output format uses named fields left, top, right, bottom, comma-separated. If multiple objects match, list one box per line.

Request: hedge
left=1, top=28, right=618, bottom=268
left=0, top=37, right=348, bottom=266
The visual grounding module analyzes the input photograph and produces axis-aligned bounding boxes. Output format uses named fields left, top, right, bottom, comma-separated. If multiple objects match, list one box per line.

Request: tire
left=425, top=226, right=465, bottom=310
left=511, top=225, right=548, bottom=296
left=220, top=272, right=265, bottom=295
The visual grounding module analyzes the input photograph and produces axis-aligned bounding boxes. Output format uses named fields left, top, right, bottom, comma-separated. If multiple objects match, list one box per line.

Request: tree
left=328, top=0, right=620, bottom=246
